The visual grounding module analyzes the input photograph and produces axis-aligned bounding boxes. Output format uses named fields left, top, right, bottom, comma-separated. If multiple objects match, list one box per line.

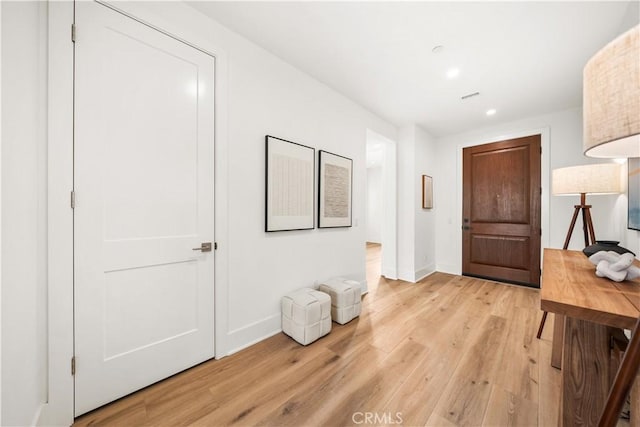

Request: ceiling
left=188, top=1, right=636, bottom=137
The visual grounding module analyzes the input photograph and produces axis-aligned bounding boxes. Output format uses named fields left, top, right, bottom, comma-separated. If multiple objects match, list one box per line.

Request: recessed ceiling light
left=432, top=45, right=444, bottom=54
left=446, top=67, right=460, bottom=79
left=486, top=109, right=497, bottom=116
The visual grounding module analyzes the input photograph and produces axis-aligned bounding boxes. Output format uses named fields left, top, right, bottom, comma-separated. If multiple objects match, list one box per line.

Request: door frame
left=454, top=128, right=550, bottom=275
left=461, top=135, right=542, bottom=286
left=43, top=2, right=230, bottom=425
left=365, top=129, right=398, bottom=281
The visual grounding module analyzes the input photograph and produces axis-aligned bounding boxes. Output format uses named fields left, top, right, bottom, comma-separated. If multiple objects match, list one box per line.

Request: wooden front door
left=462, top=135, right=541, bottom=287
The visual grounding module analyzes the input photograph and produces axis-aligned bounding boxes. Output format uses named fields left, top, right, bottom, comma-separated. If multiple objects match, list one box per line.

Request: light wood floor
left=75, top=243, right=562, bottom=426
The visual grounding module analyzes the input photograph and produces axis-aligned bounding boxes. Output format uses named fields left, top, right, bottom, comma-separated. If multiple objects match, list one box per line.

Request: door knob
left=462, top=226, right=471, bottom=230
left=192, top=242, right=212, bottom=252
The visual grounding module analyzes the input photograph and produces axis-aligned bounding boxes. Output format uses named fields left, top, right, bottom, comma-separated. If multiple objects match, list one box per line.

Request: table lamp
left=552, top=163, right=621, bottom=249
left=536, top=163, right=621, bottom=341
left=577, top=24, right=639, bottom=426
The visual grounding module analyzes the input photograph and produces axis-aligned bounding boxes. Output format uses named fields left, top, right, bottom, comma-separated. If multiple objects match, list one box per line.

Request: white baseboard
left=436, top=263, right=460, bottom=275
left=224, top=313, right=282, bottom=357
left=357, top=278, right=368, bottom=295
left=32, top=403, right=46, bottom=426
left=380, top=269, right=397, bottom=280
left=222, top=275, right=367, bottom=357
left=415, top=263, right=436, bottom=282
left=398, top=269, right=416, bottom=283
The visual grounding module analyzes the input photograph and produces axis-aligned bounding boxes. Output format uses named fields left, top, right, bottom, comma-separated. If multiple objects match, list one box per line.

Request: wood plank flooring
left=75, top=243, right=562, bottom=426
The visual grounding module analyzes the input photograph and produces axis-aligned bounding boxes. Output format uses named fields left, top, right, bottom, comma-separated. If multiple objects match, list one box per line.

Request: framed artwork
left=422, top=175, right=433, bottom=209
left=318, top=150, right=352, bottom=228
left=629, top=157, right=640, bottom=231
left=265, top=135, right=315, bottom=232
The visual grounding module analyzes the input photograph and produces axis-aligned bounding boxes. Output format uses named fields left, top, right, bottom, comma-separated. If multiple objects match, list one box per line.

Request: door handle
left=462, top=226, right=471, bottom=230
left=192, top=242, right=212, bottom=252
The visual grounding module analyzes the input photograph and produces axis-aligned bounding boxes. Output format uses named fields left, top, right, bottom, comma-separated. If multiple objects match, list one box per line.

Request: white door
left=74, top=2, right=215, bottom=415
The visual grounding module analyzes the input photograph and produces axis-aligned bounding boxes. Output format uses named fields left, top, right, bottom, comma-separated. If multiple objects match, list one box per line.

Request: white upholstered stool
left=281, top=288, right=331, bottom=345
left=319, top=278, right=362, bottom=325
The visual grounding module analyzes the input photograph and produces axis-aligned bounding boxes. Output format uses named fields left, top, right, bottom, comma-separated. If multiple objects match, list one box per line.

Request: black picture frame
left=265, top=135, right=315, bottom=232
left=318, top=150, right=353, bottom=228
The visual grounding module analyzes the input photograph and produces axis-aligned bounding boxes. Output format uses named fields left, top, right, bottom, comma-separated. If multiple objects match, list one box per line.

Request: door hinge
left=71, top=24, right=76, bottom=43
left=214, top=242, right=218, bottom=250
left=71, top=191, right=76, bottom=209
left=71, top=356, right=76, bottom=376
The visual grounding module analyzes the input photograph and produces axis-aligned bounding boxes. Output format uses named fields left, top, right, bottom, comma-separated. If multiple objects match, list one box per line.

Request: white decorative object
left=588, top=251, right=640, bottom=282
left=281, top=288, right=331, bottom=345
left=319, top=278, right=362, bottom=324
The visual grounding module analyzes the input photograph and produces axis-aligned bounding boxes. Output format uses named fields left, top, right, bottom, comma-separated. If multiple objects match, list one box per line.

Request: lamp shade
left=583, top=25, right=640, bottom=158
left=552, top=163, right=621, bottom=195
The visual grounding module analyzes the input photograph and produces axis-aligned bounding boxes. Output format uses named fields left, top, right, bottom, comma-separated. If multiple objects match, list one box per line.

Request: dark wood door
left=462, top=135, right=541, bottom=287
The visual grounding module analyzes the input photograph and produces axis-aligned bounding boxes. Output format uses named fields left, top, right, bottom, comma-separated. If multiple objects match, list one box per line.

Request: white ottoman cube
left=281, top=288, right=331, bottom=345
left=319, top=278, right=362, bottom=325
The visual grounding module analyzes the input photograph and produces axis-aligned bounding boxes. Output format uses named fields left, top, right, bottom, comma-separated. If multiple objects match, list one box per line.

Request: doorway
left=366, top=130, right=397, bottom=283
left=462, top=135, right=541, bottom=287
left=73, top=1, right=216, bottom=415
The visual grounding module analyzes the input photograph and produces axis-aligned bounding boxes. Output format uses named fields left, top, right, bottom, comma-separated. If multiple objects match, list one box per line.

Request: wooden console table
left=540, top=248, right=640, bottom=426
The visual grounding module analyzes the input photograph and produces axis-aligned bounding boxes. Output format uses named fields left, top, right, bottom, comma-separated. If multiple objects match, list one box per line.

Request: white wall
left=397, top=124, right=437, bottom=282
left=85, top=1, right=395, bottom=348
left=376, top=132, right=398, bottom=279
left=154, top=2, right=398, bottom=349
left=1, top=2, right=3, bottom=422
left=1, top=2, right=49, bottom=425
left=6, top=1, right=398, bottom=423
left=414, top=126, right=437, bottom=280
left=366, top=167, right=382, bottom=243
left=434, top=107, right=635, bottom=275
left=620, top=1, right=639, bottom=34
left=397, top=126, right=416, bottom=281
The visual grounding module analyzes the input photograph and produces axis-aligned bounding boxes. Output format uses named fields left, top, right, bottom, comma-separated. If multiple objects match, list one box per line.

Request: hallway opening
left=366, top=130, right=397, bottom=283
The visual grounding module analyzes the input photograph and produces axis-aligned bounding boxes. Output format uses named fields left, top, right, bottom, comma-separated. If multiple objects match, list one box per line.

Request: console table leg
left=562, top=317, right=611, bottom=426
left=631, top=373, right=639, bottom=427
left=551, top=314, right=565, bottom=369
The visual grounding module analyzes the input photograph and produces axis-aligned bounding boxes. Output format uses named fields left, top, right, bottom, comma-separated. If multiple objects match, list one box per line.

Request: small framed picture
left=318, top=150, right=352, bottom=228
left=265, top=135, right=315, bottom=232
left=422, top=175, right=433, bottom=209
left=629, top=157, right=640, bottom=231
